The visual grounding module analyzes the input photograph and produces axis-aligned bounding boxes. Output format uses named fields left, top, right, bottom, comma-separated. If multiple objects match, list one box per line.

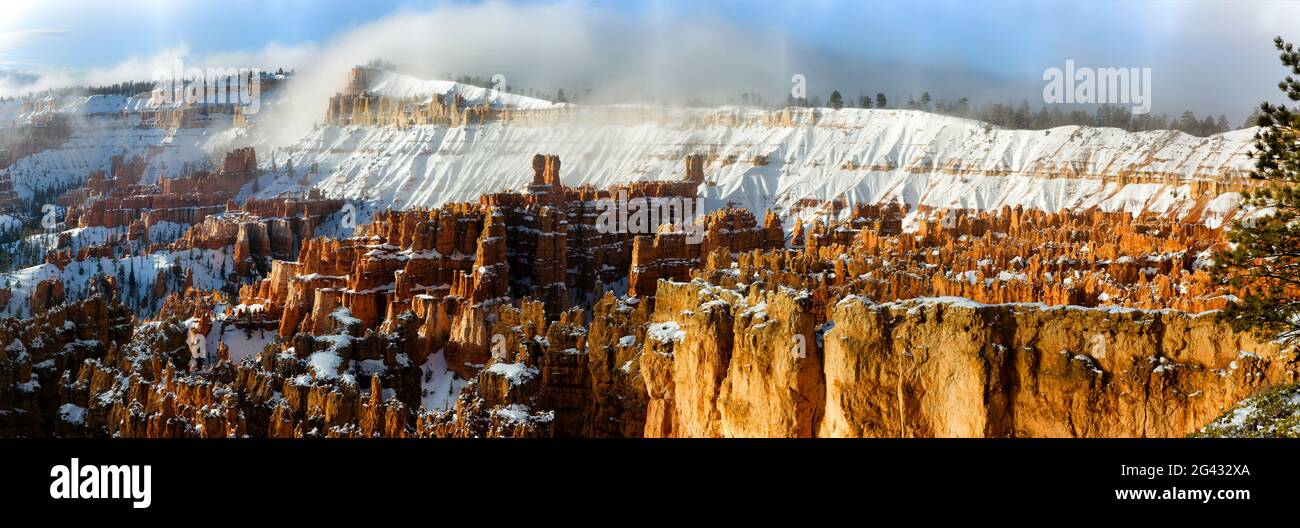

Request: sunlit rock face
left=6, top=148, right=1289, bottom=438
left=0, top=65, right=1288, bottom=438
left=638, top=282, right=1293, bottom=437
left=818, top=297, right=1289, bottom=438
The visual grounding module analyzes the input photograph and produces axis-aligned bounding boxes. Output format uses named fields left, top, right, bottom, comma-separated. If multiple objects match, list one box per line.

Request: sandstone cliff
left=639, top=281, right=1295, bottom=438
left=5, top=147, right=1288, bottom=438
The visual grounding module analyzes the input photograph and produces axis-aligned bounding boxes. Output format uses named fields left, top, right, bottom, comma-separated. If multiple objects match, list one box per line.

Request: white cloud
left=0, top=40, right=316, bottom=97
left=2, top=0, right=1295, bottom=125
left=0, top=28, right=67, bottom=47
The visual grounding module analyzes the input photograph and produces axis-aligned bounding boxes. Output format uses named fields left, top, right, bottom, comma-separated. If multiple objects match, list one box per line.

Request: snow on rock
left=305, top=334, right=353, bottom=380
left=2, top=126, right=225, bottom=201
left=1197, top=384, right=1300, bottom=438
left=209, top=323, right=275, bottom=364
left=0, top=214, right=21, bottom=234
left=254, top=103, right=1255, bottom=226
left=0, top=246, right=234, bottom=317
left=364, top=69, right=563, bottom=110
left=306, top=350, right=342, bottom=380
left=420, top=350, right=467, bottom=411
left=493, top=403, right=554, bottom=424
left=1202, top=192, right=1242, bottom=229
left=486, top=361, right=539, bottom=385
left=58, top=403, right=87, bottom=425
left=330, top=307, right=362, bottom=326
left=647, top=321, right=686, bottom=343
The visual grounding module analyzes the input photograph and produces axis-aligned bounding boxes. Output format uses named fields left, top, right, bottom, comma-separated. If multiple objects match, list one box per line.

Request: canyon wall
left=22, top=278, right=1293, bottom=438
left=641, top=281, right=1295, bottom=438
left=59, top=153, right=1266, bottom=438
left=0, top=63, right=1285, bottom=438
left=283, top=67, right=1261, bottom=225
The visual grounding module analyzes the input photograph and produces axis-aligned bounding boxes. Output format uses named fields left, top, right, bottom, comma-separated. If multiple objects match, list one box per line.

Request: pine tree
left=1216, top=37, right=1300, bottom=341
left=1200, top=114, right=1218, bottom=136
left=876, top=93, right=887, bottom=109
left=828, top=90, right=844, bottom=110
left=1176, top=110, right=1199, bottom=133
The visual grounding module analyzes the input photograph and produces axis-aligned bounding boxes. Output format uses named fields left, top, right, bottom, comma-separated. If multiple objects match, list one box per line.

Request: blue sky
left=0, top=0, right=390, bottom=69
left=0, top=0, right=1184, bottom=71
left=1, top=0, right=1297, bottom=120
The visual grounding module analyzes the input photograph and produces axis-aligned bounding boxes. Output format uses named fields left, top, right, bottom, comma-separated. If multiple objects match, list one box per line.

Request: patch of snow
left=306, top=350, right=342, bottom=380
left=419, top=350, right=467, bottom=411
left=58, top=403, right=86, bottom=425
left=486, top=361, right=538, bottom=385
left=647, top=321, right=686, bottom=343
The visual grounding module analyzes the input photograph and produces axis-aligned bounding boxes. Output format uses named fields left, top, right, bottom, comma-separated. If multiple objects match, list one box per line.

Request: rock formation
left=2, top=146, right=1294, bottom=438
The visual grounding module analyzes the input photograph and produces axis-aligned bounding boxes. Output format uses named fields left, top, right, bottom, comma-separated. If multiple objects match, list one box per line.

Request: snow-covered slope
left=2, top=126, right=226, bottom=199
left=1, top=70, right=1259, bottom=228
left=364, top=69, right=563, bottom=110
left=66, top=94, right=184, bottom=116
left=254, top=106, right=1255, bottom=224
left=0, top=246, right=234, bottom=317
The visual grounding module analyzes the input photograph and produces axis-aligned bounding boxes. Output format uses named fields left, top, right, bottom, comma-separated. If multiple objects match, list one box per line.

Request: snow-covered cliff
left=249, top=78, right=1256, bottom=226
left=3, top=69, right=1260, bottom=228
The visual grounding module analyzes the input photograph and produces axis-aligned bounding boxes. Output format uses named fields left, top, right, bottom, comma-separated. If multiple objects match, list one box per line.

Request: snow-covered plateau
left=0, top=71, right=1263, bottom=319
left=4, top=70, right=1258, bottom=230
left=255, top=104, right=1256, bottom=230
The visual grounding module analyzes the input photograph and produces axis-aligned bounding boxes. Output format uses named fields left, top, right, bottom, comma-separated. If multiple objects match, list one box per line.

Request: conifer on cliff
left=1217, top=37, right=1300, bottom=341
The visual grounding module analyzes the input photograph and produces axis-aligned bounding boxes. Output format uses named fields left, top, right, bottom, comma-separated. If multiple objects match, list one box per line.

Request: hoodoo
left=0, top=21, right=1295, bottom=443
